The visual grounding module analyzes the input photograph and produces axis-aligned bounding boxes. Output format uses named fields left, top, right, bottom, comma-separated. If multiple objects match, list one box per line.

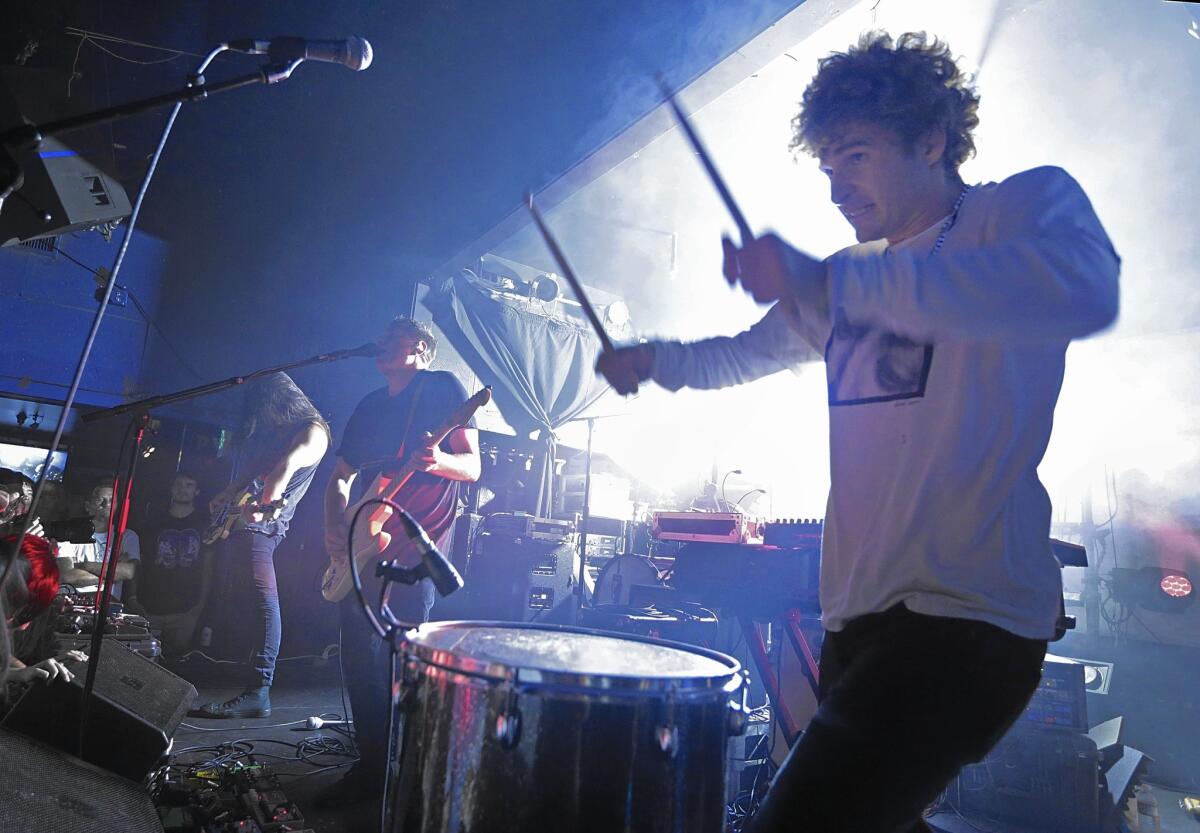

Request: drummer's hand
left=722, top=233, right=827, bottom=307
left=596, top=344, right=654, bottom=396
left=25, top=517, right=45, bottom=538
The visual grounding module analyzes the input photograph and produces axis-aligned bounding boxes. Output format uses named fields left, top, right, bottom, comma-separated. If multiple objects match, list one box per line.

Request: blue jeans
left=230, top=529, right=284, bottom=688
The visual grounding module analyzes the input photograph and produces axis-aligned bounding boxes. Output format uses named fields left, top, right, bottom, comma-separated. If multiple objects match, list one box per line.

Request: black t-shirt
left=136, top=509, right=207, bottom=614
left=336, top=370, right=474, bottom=552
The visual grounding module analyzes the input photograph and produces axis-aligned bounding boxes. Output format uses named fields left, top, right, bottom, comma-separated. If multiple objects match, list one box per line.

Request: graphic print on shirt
left=825, top=308, right=933, bottom=406
left=155, top=528, right=202, bottom=570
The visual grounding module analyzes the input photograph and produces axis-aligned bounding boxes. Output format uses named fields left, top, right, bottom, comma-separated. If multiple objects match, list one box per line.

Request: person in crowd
left=127, top=471, right=211, bottom=658
left=55, top=483, right=140, bottom=601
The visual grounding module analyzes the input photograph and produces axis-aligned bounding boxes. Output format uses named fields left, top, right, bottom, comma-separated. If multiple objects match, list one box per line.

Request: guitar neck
left=376, top=421, right=460, bottom=506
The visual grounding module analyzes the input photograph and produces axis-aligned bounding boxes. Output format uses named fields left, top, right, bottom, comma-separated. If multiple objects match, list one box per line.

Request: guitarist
left=320, top=316, right=480, bottom=806
left=195, top=372, right=330, bottom=718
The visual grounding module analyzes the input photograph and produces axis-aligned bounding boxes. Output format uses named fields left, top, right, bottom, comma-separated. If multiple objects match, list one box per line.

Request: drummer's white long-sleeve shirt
left=649, top=166, right=1120, bottom=638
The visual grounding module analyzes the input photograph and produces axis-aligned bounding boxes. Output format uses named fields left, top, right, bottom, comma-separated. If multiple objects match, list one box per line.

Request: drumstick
left=525, top=193, right=616, bottom=355
left=656, top=74, right=754, bottom=245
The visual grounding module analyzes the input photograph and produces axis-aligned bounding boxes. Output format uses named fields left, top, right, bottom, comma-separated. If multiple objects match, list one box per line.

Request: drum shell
left=391, top=625, right=740, bottom=833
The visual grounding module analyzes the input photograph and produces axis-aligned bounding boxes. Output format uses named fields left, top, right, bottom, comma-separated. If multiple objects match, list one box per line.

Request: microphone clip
left=375, top=558, right=426, bottom=587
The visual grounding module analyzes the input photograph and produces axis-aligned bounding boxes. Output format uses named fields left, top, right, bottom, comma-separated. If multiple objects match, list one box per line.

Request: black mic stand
left=0, top=42, right=320, bottom=761
left=74, top=344, right=375, bottom=760
left=0, top=57, right=303, bottom=197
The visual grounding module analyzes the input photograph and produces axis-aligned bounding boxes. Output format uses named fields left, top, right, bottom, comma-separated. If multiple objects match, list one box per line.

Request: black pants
left=747, top=604, right=1047, bottom=833
left=339, top=571, right=434, bottom=783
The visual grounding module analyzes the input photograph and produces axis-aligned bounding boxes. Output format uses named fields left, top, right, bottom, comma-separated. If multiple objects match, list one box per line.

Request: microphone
left=306, top=715, right=349, bottom=730
left=342, top=342, right=383, bottom=357
left=397, top=510, right=464, bottom=598
left=321, top=342, right=383, bottom=360
left=227, top=36, right=374, bottom=71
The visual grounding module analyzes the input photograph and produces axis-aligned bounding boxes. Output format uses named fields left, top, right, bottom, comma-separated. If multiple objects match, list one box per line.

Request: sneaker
left=194, top=687, right=272, bottom=719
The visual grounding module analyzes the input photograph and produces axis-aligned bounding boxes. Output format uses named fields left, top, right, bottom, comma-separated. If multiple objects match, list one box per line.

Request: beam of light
left=496, top=0, right=1200, bottom=538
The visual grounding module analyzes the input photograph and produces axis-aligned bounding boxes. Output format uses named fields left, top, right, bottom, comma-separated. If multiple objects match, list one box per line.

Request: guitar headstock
left=434, top=386, right=492, bottom=438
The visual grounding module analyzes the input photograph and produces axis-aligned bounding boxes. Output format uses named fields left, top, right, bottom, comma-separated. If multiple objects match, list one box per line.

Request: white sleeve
left=827, top=166, right=1120, bottom=343
left=648, top=301, right=823, bottom=392
left=121, top=529, right=141, bottom=561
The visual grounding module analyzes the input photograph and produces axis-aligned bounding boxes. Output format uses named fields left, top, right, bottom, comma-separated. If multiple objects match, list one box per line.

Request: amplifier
left=953, top=726, right=1100, bottom=832
left=481, top=512, right=576, bottom=543
left=57, top=634, right=161, bottom=660
left=465, top=533, right=579, bottom=622
left=653, top=511, right=764, bottom=545
left=581, top=515, right=627, bottom=540
left=1021, top=658, right=1088, bottom=731
left=764, top=518, right=823, bottom=549
left=671, top=542, right=820, bottom=616
left=584, top=534, right=622, bottom=558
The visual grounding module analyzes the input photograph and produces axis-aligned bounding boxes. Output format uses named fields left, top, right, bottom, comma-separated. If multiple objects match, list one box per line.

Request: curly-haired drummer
left=598, top=32, right=1120, bottom=832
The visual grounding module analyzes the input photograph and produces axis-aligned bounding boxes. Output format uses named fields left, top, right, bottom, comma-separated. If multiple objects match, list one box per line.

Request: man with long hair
left=195, top=372, right=329, bottom=718
left=320, top=315, right=480, bottom=804
left=598, top=32, right=1120, bottom=832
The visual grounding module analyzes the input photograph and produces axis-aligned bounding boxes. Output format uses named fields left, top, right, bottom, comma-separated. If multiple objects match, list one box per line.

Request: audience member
left=55, top=483, right=140, bottom=600
left=129, top=471, right=211, bottom=657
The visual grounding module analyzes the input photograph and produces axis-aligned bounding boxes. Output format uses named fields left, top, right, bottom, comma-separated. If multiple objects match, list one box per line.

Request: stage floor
left=172, top=652, right=1198, bottom=833
left=171, top=651, right=373, bottom=833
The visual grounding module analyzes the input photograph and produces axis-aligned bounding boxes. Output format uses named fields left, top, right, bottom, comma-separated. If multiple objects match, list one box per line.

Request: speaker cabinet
left=2, top=639, right=196, bottom=781
left=0, top=727, right=163, bottom=832
left=464, top=533, right=580, bottom=622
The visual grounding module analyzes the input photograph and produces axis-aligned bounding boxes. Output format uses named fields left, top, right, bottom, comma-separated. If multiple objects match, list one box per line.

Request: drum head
left=405, top=621, right=739, bottom=693
left=592, top=554, right=662, bottom=607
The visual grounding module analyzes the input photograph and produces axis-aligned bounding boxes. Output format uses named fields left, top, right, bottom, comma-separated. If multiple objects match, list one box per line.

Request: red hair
left=2, top=534, right=60, bottom=615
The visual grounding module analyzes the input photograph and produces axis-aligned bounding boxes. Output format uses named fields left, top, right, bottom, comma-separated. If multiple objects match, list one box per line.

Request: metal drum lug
left=494, top=686, right=522, bottom=750
left=726, top=672, right=750, bottom=736
left=655, top=686, right=679, bottom=758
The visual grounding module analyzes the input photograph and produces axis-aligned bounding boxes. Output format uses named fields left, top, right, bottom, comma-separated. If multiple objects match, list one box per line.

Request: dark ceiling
left=4, top=0, right=799, bottom=411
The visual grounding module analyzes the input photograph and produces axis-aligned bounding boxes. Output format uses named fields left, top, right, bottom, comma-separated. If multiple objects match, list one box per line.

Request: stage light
left=532, top=273, right=561, bottom=302
left=1112, top=566, right=1195, bottom=614
left=603, top=300, right=630, bottom=329
left=1160, top=572, right=1193, bottom=599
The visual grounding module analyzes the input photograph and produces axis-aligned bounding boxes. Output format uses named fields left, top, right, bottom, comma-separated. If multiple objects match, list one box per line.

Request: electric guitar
left=203, top=477, right=287, bottom=545
left=321, top=386, right=491, bottom=603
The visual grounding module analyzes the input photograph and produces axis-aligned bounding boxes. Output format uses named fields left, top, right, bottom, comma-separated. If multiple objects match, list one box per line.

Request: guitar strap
left=393, top=374, right=429, bottom=463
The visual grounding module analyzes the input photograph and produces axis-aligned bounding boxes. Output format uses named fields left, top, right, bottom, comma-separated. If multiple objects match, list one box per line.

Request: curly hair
left=792, top=31, right=980, bottom=173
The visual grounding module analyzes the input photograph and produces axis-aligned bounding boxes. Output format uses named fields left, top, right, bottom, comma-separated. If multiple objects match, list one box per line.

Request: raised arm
left=597, top=301, right=822, bottom=396
left=828, top=166, right=1120, bottom=343
left=414, top=426, right=481, bottom=482
left=259, top=423, right=330, bottom=505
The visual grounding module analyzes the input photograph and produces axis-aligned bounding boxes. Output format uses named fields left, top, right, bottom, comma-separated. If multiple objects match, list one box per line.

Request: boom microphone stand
left=0, top=44, right=319, bottom=760
left=75, top=342, right=379, bottom=759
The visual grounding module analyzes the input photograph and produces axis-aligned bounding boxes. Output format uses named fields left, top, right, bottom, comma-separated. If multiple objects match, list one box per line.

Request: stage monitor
left=0, top=441, right=66, bottom=483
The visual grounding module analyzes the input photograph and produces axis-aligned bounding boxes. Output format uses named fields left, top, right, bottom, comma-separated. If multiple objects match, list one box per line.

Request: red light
left=1161, top=574, right=1193, bottom=598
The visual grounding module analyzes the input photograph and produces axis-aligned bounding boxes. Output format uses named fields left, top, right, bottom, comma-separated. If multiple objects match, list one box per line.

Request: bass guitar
left=321, top=386, right=491, bottom=602
left=203, top=477, right=287, bottom=545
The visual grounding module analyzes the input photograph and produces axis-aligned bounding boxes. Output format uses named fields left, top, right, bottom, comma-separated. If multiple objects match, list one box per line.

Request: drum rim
left=402, top=620, right=742, bottom=693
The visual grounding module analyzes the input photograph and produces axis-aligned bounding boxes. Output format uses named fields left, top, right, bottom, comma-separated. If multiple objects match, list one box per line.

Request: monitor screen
left=0, top=441, right=67, bottom=483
